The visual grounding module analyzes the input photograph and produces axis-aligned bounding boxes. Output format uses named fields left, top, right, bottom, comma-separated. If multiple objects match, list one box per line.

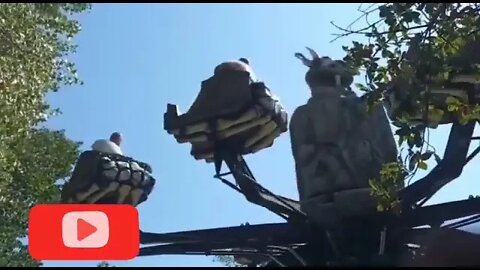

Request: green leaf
left=413, top=132, right=423, bottom=148
left=448, top=104, right=459, bottom=112
left=407, top=135, right=415, bottom=149
left=446, top=96, right=462, bottom=106
left=417, top=160, right=428, bottom=170
left=428, top=108, right=445, bottom=124
left=397, top=135, right=406, bottom=146
left=403, top=11, right=421, bottom=23
left=421, top=151, right=434, bottom=161
left=354, top=83, right=369, bottom=92
left=378, top=5, right=391, bottom=19
left=459, top=114, right=470, bottom=125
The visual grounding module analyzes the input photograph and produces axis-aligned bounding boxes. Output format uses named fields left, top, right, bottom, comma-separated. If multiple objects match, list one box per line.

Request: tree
left=332, top=3, right=480, bottom=212
left=0, top=129, right=80, bottom=266
left=0, top=3, right=90, bottom=266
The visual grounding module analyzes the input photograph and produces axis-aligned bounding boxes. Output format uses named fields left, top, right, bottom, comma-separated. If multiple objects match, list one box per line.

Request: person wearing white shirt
left=91, top=132, right=124, bottom=155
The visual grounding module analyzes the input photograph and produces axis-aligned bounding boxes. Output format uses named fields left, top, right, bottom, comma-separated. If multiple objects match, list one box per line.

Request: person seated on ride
left=61, top=132, right=156, bottom=207
left=164, top=58, right=288, bottom=162
left=91, top=132, right=124, bottom=155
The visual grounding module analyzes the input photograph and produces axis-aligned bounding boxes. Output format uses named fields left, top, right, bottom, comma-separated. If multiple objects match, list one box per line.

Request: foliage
left=97, top=261, right=116, bottom=267
left=368, top=162, right=406, bottom=214
left=0, top=129, right=81, bottom=266
left=0, top=3, right=90, bottom=141
left=0, top=3, right=90, bottom=266
left=333, top=3, right=480, bottom=213
left=213, top=255, right=247, bottom=267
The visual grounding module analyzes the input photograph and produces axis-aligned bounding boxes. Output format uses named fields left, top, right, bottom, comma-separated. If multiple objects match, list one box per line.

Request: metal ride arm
left=213, top=145, right=307, bottom=223
left=138, top=144, right=311, bottom=265
left=140, top=222, right=310, bottom=246
left=404, top=197, right=480, bottom=228
left=140, top=242, right=286, bottom=265
left=400, top=121, right=477, bottom=209
left=138, top=222, right=311, bottom=266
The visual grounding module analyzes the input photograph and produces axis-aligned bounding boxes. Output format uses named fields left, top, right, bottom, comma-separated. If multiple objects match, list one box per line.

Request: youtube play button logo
left=62, top=211, right=109, bottom=248
left=29, top=204, right=139, bottom=260
left=77, top=218, right=99, bottom=241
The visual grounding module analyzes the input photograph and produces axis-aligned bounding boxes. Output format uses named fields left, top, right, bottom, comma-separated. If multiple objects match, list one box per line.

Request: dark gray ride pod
left=61, top=150, right=156, bottom=207
left=164, top=60, right=288, bottom=162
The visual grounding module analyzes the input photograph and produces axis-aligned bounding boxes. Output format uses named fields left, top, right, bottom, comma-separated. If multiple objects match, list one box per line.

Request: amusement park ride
left=61, top=43, right=480, bottom=266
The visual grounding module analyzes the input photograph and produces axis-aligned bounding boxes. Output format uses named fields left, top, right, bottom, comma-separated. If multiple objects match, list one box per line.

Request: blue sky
left=42, top=3, right=480, bottom=267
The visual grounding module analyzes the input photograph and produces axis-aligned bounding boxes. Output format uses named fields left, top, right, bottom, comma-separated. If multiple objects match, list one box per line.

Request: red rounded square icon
left=29, top=204, right=139, bottom=260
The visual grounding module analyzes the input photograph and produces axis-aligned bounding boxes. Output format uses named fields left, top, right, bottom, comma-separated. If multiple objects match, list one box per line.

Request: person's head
left=109, top=132, right=122, bottom=146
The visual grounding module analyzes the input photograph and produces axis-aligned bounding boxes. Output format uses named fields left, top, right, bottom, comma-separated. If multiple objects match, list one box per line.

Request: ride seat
left=61, top=150, right=156, bottom=206
left=164, top=64, right=288, bottom=162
